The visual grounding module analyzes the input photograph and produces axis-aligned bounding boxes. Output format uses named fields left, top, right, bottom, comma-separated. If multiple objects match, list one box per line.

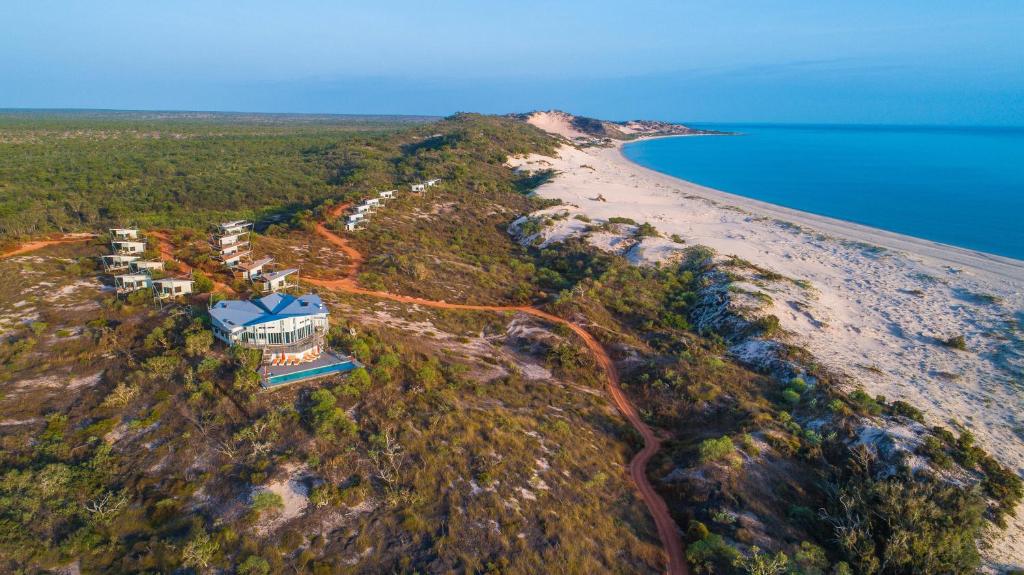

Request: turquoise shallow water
left=622, top=124, right=1024, bottom=261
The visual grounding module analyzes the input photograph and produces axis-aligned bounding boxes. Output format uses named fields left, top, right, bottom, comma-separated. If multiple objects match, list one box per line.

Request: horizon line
left=1, top=106, right=1023, bottom=131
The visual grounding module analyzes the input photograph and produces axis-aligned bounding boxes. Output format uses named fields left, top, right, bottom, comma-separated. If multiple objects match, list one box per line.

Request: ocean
left=622, top=124, right=1024, bottom=261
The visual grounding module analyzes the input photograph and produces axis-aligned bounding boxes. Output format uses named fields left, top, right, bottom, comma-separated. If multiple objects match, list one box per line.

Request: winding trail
left=0, top=233, right=97, bottom=260
left=307, top=203, right=688, bottom=574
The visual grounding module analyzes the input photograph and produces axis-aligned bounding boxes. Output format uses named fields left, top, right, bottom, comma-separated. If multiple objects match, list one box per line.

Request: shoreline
left=508, top=126, right=1024, bottom=565
left=618, top=136, right=1024, bottom=283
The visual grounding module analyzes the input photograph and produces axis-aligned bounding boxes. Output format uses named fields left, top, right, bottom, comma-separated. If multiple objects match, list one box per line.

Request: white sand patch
left=508, top=140, right=1024, bottom=564
left=253, top=464, right=310, bottom=533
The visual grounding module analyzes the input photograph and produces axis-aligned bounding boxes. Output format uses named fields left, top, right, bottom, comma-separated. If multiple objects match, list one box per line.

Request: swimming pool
left=264, top=360, right=357, bottom=387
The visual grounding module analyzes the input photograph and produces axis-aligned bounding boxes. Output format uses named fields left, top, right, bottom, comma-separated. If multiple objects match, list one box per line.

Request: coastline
left=618, top=136, right=1024, bottom=284
left=508, top=128, right=1024, bottom=566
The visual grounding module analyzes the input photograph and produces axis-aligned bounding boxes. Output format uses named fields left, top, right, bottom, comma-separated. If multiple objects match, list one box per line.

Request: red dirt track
left=307, top=202, right=688, bottom=574
left=0, top=234, right=96, bottom=260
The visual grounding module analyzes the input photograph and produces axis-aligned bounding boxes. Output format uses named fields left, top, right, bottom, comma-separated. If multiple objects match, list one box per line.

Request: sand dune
left=508, top=136, right=1024, bottom=565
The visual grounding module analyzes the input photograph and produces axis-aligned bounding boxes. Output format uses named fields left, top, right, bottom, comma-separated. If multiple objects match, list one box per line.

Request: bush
left=888, top=400, right=925, bottom=423
left=686, top=533, right=739, bottom=573
left=338, top=367, right=372, bottom=397
left=942, top=334, right=968, bottom=351
left=193, top=270, right=214, bottom=293
left=250, top=491, right=284, bottom=515
left=699, top=436, right=736, bottom=464
left=782, top=389, right=801, bottom=405
left=607, top=216, right=637, bottom=226
left=237, top=555, right=271, bottom=575
left=307, top=388, right=357, bottom=439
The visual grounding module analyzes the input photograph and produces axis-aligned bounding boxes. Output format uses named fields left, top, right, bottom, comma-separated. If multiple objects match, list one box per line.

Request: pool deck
left=260, top=350, right=362, bottom=389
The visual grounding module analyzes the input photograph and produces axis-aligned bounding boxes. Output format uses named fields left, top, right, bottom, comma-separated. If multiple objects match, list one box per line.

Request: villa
left=426, top=178, right=441, bottom=186
left=410, top=183, right=425, bottom=193
left=109, top=228, right=139, bottom=240
left=238, top=257, right=273, bottom=281
left=208, top=293, right=359, bottom=387
left=218, top=220, right=252, bottom=236
left=256, top=268, right=298, bottom=293
left=114, top=273, right=152, bottom=294
left=129, top=260, right=164, bottom=273
left=111, top=240, right=146, bottom=255
left=152, top=277, right=194, bottom=300
left=379, top=189, right=396, bottom=201
left=220, top=250, right=251, bottom=268
left=100, top=254, right=139, bottom=272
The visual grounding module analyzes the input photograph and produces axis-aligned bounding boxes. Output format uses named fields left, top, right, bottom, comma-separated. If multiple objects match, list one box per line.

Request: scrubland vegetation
left=1, top=111, right=1019, bottom=573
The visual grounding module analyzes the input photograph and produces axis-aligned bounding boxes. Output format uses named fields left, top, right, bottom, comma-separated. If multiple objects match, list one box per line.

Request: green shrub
left=782, top=389, right=801, bottom=405
left=307, top=388, right=357, bottom=439
left=237, top=556, right=271, bottom=575
left=699, top=436, right=736, bottom=464
left=942, top=334, right=968, bottom=351
left=686, top=533, right=739, bottom=573
left=192, top=270, right=214, bottom=293
left=251, top=491, right=284, bottom=515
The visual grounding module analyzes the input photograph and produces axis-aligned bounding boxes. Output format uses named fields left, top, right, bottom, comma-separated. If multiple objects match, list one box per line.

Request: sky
left=3, top=0, right=1023, bottom=125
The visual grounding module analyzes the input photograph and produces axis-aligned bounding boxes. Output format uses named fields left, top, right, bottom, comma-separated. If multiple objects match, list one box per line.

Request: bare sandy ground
left=510, top=114, right=1024, bottom=566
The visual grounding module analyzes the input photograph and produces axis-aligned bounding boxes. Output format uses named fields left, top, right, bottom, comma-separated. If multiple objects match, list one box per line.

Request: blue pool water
left=265, top=360, right=356, bottom=387
left=622, top=124, right=1024, bottom=261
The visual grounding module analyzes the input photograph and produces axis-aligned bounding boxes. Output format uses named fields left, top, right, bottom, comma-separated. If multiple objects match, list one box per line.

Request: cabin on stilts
left=152, top=277, right=194, bottom=300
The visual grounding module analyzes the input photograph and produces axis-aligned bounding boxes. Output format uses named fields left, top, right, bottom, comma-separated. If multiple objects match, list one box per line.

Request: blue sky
left=3, top=0, right=1023, bottom=124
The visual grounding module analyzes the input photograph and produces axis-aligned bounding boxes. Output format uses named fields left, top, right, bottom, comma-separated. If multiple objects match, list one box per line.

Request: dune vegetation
left=0, top=111, right=1018, bottom=574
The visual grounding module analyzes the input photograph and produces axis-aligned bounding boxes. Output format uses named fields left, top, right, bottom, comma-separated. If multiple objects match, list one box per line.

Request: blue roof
left=210, top=293, right=327, bottom=331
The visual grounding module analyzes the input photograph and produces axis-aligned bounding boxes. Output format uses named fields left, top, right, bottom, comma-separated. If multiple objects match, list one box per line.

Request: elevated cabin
left=152, top=278, right=194, bottom=300
left=114, top=273, right=152, bottom=294
left=215, top=232, right=249, bottom=248
left=344, top=221, right=364, bottom=231
left=379, top=190, right=396, bottom=201
left=354, top=204, right=372, bottom=214
left=410, top=184, right=426, bottom=193
left=100, top=254, right=139, bottom=272
left=220, top=250, right=251, bottom=267
left=218, top=239, right=250, bottom=257
left=129, top=260, right=164, bottom=273
left=109, top=228, right=139, bottom=240
left=256, top=268, right=298, bottom=293
left=426, top=178, right=441, bottom=187
left=238, top=257, right=273, bottom=281
left=347, top=212, right=365, bottom=223
left=111, top=240, right=146, bottom=255
left=364, top=198, right=381, bottom=207
left=218, top=220, right=252, bottom=236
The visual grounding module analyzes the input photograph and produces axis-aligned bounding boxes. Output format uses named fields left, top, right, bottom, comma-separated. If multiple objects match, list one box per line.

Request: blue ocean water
left=622, top=124, right=1024, bottom=261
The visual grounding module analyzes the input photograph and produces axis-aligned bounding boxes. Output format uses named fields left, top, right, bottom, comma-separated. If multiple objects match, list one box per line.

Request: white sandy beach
left=511, top=113, right=1024, bottom=567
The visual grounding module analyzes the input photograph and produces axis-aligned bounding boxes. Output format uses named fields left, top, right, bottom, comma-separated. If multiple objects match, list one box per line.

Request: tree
left=192, top=270, right=214, bottom=293
left=339, top=367, right=371, bottom=398
left=307, top=389, right=357, bottom=439
left=734, top=547, right=789, bottom=575
left=181, top=528, right=218, bottom=570
left=184, top=330, right=213, bottom=358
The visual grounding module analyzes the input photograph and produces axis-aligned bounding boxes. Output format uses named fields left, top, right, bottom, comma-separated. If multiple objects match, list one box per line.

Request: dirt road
left=307, top=204, right=688, bottom=575
left=0, top=233, right=97, bottom=260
